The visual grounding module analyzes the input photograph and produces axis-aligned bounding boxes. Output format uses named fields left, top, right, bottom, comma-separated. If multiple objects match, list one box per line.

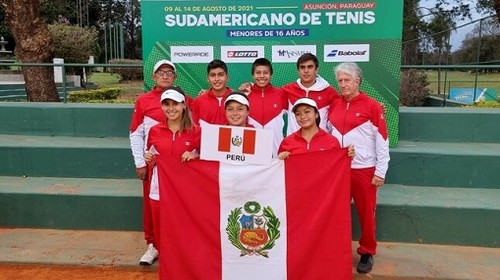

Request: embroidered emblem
left=231, top=135, right=243, bottom=147
left=226, top=201, right=281, bottom=258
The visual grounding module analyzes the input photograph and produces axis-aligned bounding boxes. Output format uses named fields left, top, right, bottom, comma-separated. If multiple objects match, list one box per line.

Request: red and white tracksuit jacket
left=146, top=122, right=201, bottom=201
left=278, top=128, right=341, bottom=155
left=328, top=92, right=390, bottom=178
left=282, top=75, right=339, bottom=135
left=191, top=88, right=232, bottom=126
left=130, top=87, right=166, bottom=169
left=247, top=84, right=287, bottom=156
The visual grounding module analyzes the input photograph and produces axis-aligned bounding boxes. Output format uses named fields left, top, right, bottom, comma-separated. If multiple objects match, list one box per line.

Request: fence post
left=62, top=64, right=67, bottom=103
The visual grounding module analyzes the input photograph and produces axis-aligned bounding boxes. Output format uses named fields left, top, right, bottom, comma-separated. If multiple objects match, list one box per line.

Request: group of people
left=129, top=53, right=390, bottom=274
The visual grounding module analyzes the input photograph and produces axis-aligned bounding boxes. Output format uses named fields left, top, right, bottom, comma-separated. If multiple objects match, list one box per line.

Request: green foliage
left=400, top=69, right=431, bottom=106
left=68, top=87, right=121, bottom=103
left=109, top=59, right=143, bottom=81
left=48, top=23, right=100, bottom=64
left=468, top=101, right=500, bottom=108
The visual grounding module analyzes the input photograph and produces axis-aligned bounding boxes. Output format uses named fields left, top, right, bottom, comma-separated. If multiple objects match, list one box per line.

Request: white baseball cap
left=160, top=89, right=185, bottom=103
left=225, top=93, right=250, bottom=107
left=153, top=59, right=176, bottom=73
left=292, top=98, right=318, bottom=112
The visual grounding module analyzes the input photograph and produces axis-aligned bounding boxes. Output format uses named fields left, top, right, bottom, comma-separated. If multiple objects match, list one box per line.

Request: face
left=336, top=72, right=360, bottom=101
left=153, top=65, right=176, bottom=90
left=225, top=101, right=249, bottom=127
left=298, top=60, right=318, bottom=87
left=207, top=67, right=229, bottom=95
left=161, top=99, right=185, bottom=122
left=252, top=65, right=272, bottom=88
left=294, top=105, right=318, bottom=129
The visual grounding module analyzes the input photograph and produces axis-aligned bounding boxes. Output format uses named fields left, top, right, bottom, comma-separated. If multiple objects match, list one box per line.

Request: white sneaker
left=139, top=243, right=159, bottom=265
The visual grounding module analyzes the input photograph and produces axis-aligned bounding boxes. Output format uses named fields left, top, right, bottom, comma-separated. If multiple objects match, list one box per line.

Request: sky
left=421, top=0, right=488, bottom=51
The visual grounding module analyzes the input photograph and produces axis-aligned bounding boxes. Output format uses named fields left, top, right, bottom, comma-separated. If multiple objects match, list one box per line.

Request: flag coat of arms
left=158, top=149, right=352, bottom=280
left=200, top=124, right=274, bottom=165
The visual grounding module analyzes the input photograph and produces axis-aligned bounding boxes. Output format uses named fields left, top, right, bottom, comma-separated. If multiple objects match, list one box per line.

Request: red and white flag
left=201, top=124, right=274, bottom=165
left=158, top=150, right=352, bottom=280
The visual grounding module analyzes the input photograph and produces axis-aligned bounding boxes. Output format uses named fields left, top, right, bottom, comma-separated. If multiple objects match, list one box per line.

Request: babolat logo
left=227, top=51, right=258, bottom=58
left=327, top=50, right=367, bottom=57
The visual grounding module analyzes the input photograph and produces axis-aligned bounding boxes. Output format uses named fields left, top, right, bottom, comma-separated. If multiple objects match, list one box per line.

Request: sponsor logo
left=272, top=45, right=316, bottom=63
left=173, top=52, right=210, bottom=57
left=221, top=46, right=264, bottom=63
left=327, top=50, right=367, bottom=57
left=227, top=51, right=258, bottom=58
left=277, top=49, right=311, bottom=58
left=323, top=44, right=370, bottom=62
left=170, top=46, right=213, bottom=63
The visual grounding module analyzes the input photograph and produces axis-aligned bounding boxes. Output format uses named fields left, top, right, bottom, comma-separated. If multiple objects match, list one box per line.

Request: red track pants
left=351, top=167, right=378, bottom=255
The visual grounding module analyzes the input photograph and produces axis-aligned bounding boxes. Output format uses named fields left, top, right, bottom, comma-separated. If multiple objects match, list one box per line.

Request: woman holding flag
left=145, top=86, right=200, bottom=260
left=277, top=97, right=354, bottom=159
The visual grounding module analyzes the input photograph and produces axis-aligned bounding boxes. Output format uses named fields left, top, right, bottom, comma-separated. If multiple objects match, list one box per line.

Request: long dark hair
left=162, top=86, right=194, bottom=134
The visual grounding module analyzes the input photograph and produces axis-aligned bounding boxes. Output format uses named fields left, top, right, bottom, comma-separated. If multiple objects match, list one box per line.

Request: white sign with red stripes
left=200, top=124, right=274, bottom=165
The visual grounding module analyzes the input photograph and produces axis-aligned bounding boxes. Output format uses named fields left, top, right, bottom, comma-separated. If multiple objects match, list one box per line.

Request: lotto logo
left=227, top=51, right=258, bottom=58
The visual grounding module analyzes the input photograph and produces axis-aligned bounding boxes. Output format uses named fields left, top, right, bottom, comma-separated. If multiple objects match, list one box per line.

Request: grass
left=424, top=70, right=500, bottom=96
left=87, top=72, right=145, bottom=101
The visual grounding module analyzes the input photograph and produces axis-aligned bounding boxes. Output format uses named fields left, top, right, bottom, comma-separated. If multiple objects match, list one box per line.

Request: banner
left=450, top=88, right=498, bottom=104
left=141, top=0, right=403, bottom=147
left=200, top=124, right=274, bottom=165
left=158, top=150, right=352, bottom=280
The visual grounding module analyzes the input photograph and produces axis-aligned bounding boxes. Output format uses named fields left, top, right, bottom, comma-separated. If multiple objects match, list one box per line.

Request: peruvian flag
left=158, top=149, right=352, bottom=280
left=200, top=124, right=274, bottom=165
left=218, top=126, right=256, bottom=154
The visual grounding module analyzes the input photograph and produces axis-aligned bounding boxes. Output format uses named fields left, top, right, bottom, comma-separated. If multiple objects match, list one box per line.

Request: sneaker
left=139, top=244, right=159, bottom=265
left=356, top=254, right=374, bottom=273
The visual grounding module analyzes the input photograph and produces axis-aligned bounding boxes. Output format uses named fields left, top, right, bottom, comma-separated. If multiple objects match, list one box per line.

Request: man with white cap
left=129, top=59, right=177, bottom=265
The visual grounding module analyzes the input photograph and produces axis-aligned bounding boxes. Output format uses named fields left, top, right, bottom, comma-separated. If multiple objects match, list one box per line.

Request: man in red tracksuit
left=129, top=59, right=177, bottom=265
left=246, top=58, right=287, bottom=156
left=191, top=59, right=232, bottom=126
left=281, top=53, right=339, bottom=135
left=328, top=62, right=390, bottom=274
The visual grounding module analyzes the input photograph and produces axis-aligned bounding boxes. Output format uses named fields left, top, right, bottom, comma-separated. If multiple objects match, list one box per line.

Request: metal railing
left=401, top=64, right=500, bottom=102
left=1, top=62, right=499, bottom=103
left=0, top=62, right=142, bottom=103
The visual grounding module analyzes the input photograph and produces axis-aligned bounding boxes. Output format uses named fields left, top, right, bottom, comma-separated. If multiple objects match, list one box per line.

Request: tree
left=454, top=17, right=500, bottom=65
left=1, top=0, right=59, bottom=102
left=477, top=0, right=500, bottom=22
left=402, top=0, right=421, bottom=65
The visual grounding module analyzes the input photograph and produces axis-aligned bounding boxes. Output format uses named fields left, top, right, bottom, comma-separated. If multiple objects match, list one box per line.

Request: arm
left=277, top=137, right=291, bottom=160
left=130, top=99, right=147, bottom=180
left=371, top=102, right=390, bottom=186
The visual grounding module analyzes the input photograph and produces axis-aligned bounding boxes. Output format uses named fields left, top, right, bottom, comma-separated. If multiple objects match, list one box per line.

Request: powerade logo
left=227, top=51, right=258, bottom=58
left=170, top=46, right=213, bottom=63
left=173, top=52, right=209, bottom=57
left=327, top=50, right=367, bottom=57
left=323, top=44, right=370, bottom=62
